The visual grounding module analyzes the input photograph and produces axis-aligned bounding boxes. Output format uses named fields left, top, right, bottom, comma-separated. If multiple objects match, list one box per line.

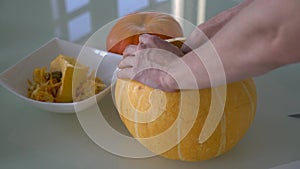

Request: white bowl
left=0, top=38, right=122, bottom=113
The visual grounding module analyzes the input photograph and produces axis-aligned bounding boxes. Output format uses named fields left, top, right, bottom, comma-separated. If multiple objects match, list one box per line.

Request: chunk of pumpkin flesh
left=50, top=54, right=89, bottom=102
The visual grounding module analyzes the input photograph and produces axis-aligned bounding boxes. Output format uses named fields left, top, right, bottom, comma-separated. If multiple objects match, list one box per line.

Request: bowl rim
left=0, top=37, right=121, bottom=113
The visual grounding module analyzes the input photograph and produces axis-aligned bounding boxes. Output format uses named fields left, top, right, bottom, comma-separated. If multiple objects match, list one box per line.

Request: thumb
left=138, top=34, right=152, bottom=44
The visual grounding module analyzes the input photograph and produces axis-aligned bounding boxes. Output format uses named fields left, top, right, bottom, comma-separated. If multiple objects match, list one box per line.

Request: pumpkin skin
left=115, top=79, right=256, bottom=161
left=106, top=12, right=183, bottom=54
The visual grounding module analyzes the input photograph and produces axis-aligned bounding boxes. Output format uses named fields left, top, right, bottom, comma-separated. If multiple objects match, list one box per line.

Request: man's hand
left=181, top=0, right=254, bottom=53
left=117, top=34, right=184, bottom=91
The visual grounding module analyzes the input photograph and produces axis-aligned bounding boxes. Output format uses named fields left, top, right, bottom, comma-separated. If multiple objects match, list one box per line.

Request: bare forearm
left=173, top=0, right=300, bottom=90
left=117, top=0, right=300, bottom=91
left=182, top=0, right=255, bottom=53
left=215, top=0, right=300, bottom=79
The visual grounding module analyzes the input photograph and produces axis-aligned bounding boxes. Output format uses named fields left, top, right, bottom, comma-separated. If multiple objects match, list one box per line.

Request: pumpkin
left=115, top=78, right=256, bottom=161
left=50, top=54, right=89, bottom=102
left=106, top=12, right=183, bottom=54
left=110, top=12, right=257, bottom=161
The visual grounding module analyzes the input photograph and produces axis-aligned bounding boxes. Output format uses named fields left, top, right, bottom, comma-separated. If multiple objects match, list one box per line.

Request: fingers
left=137, top=42, right=147, bottom=50
left=181, top=44, right=192, bottom=54
left=123, top=41, right=147, bottom=57
left=118, top=56, right=136, bottom=69
left=139, top=34, right=163, bottom=48
left=123, top=45, right=137, bottom=57
left=139, top=34, right=155, bottom=46
left=139, top=34, right=184, bottom=56
left=117, top=67, right=134, bottom=79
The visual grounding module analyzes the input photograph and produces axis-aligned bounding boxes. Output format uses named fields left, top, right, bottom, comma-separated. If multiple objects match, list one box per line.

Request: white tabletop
left=1, top=0, right=300, bottom=169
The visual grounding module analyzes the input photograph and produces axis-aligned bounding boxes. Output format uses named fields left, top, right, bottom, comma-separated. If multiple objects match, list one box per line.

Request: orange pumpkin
left=106, top=12, right=183, bottom=54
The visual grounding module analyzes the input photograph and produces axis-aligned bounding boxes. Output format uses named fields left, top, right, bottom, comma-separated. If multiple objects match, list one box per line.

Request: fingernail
left=140, top=34, right=151, bottom=39
left=140, top=33, right=149, bottom=37
left=139, top=42, right=146, bottom=49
